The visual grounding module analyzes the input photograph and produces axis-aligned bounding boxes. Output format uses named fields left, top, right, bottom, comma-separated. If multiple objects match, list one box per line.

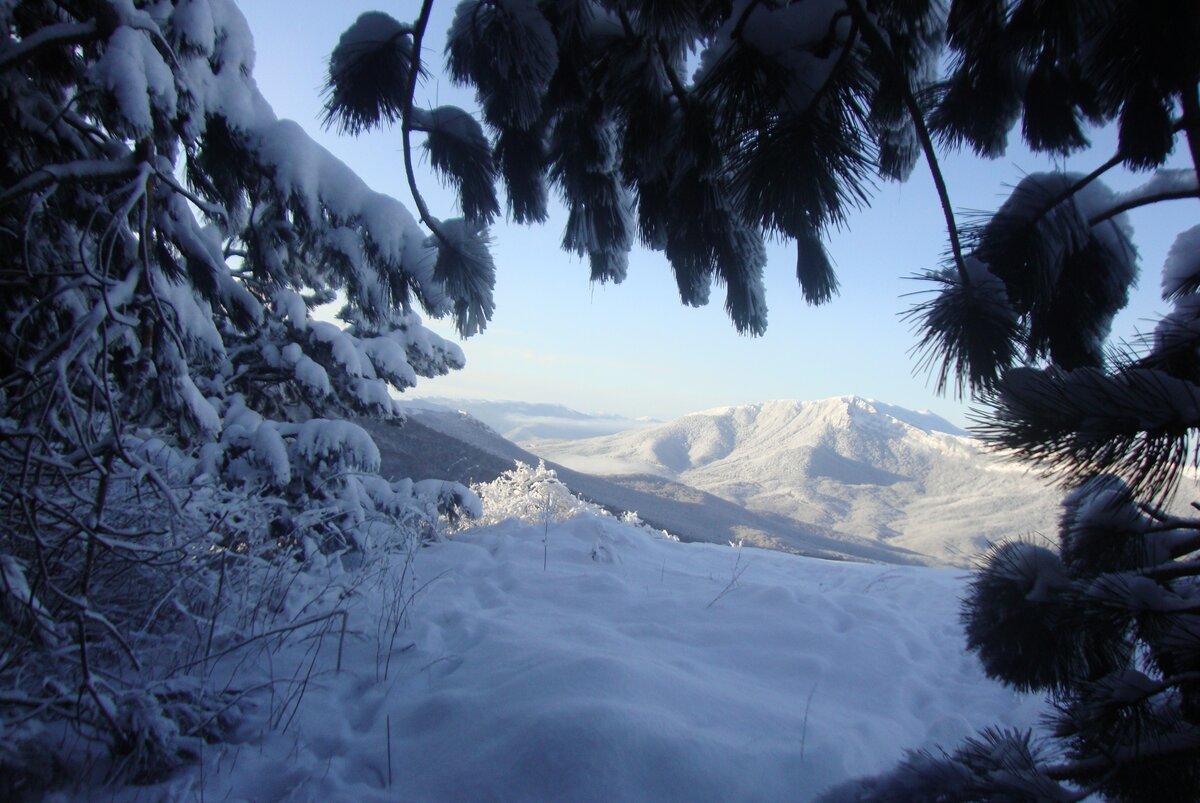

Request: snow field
left=124, top=510, right=1045, bottom=801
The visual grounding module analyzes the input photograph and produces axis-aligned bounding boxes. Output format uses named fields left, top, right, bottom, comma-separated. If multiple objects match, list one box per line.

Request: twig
left=800, top=682, right=818, bottom=761
left=336, top=609, right=347, bottom=673
left=173, top=609, right=348, bottom=673
left=1179, top=82, right=1200, bottom=181
left=707, top=544, right=748, bottom=608
left=204, top=552, right=227, bottom=673
left=386, top=714, right=393, bottom=788
left=400, top=0, right=447, bottom=245
left=1090, top=188, right=1200, bottom=225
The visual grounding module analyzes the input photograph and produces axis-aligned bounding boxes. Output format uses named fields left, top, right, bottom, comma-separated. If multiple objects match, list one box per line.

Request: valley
left=387, top=396, right=1062, bottom=566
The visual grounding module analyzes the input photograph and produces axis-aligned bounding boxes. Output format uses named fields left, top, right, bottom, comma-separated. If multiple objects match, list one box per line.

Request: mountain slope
left=363, top=409, right=932, bottom=565
left=528, top=397, right=1059, bottom=565
left=133, top=511, right=1045, bottom=801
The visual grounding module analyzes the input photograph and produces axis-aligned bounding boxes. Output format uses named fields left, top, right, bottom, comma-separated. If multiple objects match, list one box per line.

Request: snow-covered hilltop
left=528, top=397, right=1059, bottom=566
left=128, top=503, right=1045, bottom=801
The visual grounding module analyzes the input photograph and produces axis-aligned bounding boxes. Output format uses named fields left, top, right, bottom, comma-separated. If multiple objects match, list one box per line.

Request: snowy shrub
left=0, top=0, right=483, bottom=791
left=465, top=461, right=591, bottom=528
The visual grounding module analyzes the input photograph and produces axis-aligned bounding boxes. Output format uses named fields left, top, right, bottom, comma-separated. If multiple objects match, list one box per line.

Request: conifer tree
left=323, top=1, right=1200, bottom=797
left=834, top=2, right=1200, bottom=798
left=0, top=0, right=477, bottom=786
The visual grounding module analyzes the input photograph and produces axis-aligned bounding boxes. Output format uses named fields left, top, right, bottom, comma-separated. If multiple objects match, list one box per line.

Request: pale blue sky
left=240, top=1, right=1192, bottom=426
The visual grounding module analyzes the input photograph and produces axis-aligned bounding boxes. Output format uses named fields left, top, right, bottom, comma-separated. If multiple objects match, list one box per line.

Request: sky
left=239, top=1, right=1195, bottom=426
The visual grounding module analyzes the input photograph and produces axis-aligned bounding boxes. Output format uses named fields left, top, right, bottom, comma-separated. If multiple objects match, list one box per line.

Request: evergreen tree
left=832, top=3, right=1200, bottom=799
left=322, top=1, right=1200, bottom=797
left=0, top=0, right=478, bottom=787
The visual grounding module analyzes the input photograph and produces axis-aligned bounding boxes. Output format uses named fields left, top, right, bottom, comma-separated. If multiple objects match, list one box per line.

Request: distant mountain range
left=399, top=397, right=655, bottom=442
left=373, top=396, right=1061, bottom=566
left=529, top=397, right=1060, bottom=566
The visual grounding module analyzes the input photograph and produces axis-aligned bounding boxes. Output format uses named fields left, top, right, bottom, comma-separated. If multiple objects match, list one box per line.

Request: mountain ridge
left=527, top=396, right=1058, bottom=565
left=401, top=397, right=655, bottom=442
left=364, top=406, right=933, bottom=565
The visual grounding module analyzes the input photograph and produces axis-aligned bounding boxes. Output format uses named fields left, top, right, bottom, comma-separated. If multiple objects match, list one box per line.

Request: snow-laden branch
left=0, top=156, right=143, bottom=206
left=1044, top=730, right=1200, bottom=782
left=0, top=20, right=99, bottom=72
left=1090, top=187, right=1200, bottom=226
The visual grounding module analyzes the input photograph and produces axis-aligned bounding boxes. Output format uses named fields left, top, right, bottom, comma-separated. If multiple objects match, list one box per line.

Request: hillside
left=527, top=397, right=1059, bottom=566
left=125, top=510, right=1045, bottom=801
left=403, top=397, right=655, bottom=442
left=362, top=411, right=930, bottom=565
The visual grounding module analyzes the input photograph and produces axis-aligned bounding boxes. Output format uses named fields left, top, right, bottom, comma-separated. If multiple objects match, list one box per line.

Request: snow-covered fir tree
left=322, top=1, right=1200, bottom=798
left=0, top=0, right=483, bottom=790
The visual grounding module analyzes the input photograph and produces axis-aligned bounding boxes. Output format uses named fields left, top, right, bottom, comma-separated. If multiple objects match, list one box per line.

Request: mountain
left=364, top=406, right=933, bottom=565
left=400, top=397, right=654, bottom=442
left=526, top=397, right=1060, bottom=566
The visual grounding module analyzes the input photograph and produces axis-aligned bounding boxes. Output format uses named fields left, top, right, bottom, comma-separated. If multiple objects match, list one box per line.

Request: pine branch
left=654, top=37, right=690, bottom=112
left=615, top=7, right=686, bottom=114
left=1179, top=82, right=1200, bottom=181
left=730, top=0, right=767, bottom=42
left=1023, top=150, right=1125, bottom=231
left=1135, top=558, right=1200, bottom=583
left=978, top=366, right=1200, bottom=502
left=1089, top=187, right=1200, bottom=226
left=0, top=20, right=100, bottom=72
left=805, top=20, right=861, bottom=120
left=843, top=0, right=968, bottom=285
left=0, top=156, right=144, bottom=206
left=1044, top=730, right=1200, bottom=783
left=400, top=0, right=447, bottom=245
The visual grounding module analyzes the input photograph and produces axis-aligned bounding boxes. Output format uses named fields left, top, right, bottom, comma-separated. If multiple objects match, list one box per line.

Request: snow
left=332, top=10, right=407, bottom=52
left=528, top=397, right=1058, bottom=566
left=309, top=320, right=365, bottom=377
left=1071, top=174, right=1137, bottom=265
left=90, top=24, right=177, bottom=137
left=111, top=504, right=1044, bottom=801
left=274, top=289, right=309, bottom=330
left=277, top=342, right=332, bottom=397
left=1118, top=167, right=1199, bottom=207
left=154, top=274, right=226, bottom=360
left=177, top=372, right=222, bottom=437
left=169, top=0, right=217, bottom=56
left=361, top=337, right=418, bottom=388
left=251, top=422, right=291, bottom=487
left=1162, top=224, right=1200, bottom=299
left=695, top=0, right=852, bottom=112
left=292, top=418, right=381, bottom=471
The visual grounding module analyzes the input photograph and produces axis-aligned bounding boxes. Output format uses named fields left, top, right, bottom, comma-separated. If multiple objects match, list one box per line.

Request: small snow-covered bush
left=465, top=461, right=591, bottom=528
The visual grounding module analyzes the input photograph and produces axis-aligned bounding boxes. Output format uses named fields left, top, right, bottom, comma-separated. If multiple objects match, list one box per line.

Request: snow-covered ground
left=104, top=484, right=1046, bottom=802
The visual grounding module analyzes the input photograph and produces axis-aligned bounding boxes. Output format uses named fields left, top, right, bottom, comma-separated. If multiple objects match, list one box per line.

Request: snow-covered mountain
left=400, top=397, right=654, bottom=442
left=527, top=397, right=1060, bottom=566
left=367, top=406, right=934, bottom=565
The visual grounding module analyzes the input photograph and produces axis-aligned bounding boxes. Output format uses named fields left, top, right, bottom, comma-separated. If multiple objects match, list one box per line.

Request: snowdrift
left=121, top=509, right=1044, bottom=801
